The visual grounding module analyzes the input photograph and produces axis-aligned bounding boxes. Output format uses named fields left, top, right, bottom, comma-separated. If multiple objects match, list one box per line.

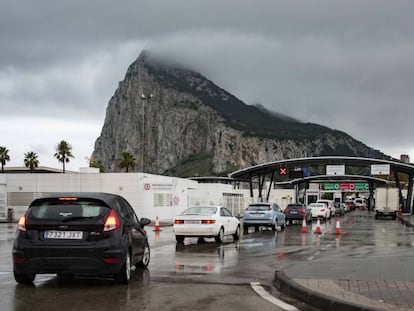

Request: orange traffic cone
left=335, top=218, right=341, bottom=235
left=153, top=216, right=161, bottom=232
left=314, top=217, right=322, bottom=234
left=301, top=216, right=307, bottom=233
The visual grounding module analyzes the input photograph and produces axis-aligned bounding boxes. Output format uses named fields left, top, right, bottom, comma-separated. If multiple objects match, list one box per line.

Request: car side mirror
left=140, top=217, right=151, bottom=228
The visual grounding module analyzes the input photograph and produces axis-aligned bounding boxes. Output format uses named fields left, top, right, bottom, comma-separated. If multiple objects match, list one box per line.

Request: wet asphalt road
left=1, top=210, right=414, bottom=311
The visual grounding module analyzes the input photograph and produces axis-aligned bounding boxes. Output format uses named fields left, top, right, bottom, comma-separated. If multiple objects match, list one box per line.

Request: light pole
left=141, top=93, right=153, bottom=172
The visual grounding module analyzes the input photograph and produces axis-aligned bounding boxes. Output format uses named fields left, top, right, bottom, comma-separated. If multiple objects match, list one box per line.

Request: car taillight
left=320, top=208, right=325, bottom=212
left=201, top=219, right=216, bottom=224
left=103, top=210, right=120, bottom=232
left=299, top=209, right=305, bottom=213
left=174, top=219, right=184, bottom=224
left=18, top=214, right=26, bottom=232
left=284, top=209, right=289, bottom=213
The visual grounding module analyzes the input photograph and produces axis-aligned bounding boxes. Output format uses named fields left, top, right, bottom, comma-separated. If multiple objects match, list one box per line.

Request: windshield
left=247, top=205, right=271, bottom=211
left=181, top=206, right=217, bottom=215
left=28, top=198, right=109, bottom=220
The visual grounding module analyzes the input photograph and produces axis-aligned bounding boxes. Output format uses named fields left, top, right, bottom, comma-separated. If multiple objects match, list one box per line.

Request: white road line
left=250, top=282, right=299, bottom=311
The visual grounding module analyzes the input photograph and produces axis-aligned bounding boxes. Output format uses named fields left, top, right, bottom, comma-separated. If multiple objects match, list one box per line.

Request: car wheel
left=233, top=226, right=240, bottom=241
left=271, top=221, right=277, bottom=231
left=215, top=227, right=224, bottom=243
left=175, top=235, right=185, bottom=243
left=115, top=251, right=131, bottom=284
left=243, top=225, right=249, bottom=234
left=14, top=270, right=35, bottom=285
left=136, top=240, right=150, bottom=268
left=281, top=222, right=285, bottom=230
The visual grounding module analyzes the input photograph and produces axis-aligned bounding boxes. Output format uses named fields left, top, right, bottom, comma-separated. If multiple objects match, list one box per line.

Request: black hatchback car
left=12, top=192, right=151, bottom=285
left=283, top=203, right=311, bottom=225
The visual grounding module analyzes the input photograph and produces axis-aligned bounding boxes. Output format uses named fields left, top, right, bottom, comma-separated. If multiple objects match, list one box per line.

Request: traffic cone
left=153, top=216, right=161, bottom=232
left=335, top=218, right=341, bottom=235
left=314, top=217, right=322, bottom=234
left=301, top=216, right=307, bottom=233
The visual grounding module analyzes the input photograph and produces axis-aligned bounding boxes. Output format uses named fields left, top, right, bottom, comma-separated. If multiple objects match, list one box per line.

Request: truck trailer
left=374, top=187, right=399, bottom=220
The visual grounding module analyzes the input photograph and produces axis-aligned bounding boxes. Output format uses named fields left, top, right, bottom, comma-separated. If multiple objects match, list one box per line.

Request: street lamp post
left=141, top=93, right=153, bottom=172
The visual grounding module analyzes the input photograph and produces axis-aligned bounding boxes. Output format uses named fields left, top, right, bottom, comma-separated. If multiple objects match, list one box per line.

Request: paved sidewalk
left=273, top=214, right=414, bottom=311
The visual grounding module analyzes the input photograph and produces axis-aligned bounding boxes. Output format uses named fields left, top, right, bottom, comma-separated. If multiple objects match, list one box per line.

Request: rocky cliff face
left=92, top=51, right=382, bottom=176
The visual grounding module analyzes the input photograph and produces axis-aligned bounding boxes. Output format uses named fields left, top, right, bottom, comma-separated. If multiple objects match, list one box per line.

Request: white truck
left=374, top=187, right=400, bottom=220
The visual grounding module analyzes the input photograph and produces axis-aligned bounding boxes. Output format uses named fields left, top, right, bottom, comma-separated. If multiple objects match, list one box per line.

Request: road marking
left=250, top=282, right=299, bottom=311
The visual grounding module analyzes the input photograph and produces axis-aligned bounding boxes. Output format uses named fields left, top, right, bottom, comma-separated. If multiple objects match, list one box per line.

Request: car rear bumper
left=13, top=242, right=126, bottom=275
left=242, top=219, right=274, bottom=226
left=173, top=225, right=219, bottom=237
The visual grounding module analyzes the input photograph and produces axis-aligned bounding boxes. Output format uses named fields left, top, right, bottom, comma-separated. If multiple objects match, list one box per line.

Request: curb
left=273, top=270, right=379, bottom=311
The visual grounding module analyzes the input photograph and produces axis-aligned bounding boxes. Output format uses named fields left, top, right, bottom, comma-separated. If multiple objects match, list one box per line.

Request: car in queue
left=333, top=202, right=345, bottom=216
left=12, top=192, right=151, bottom=285
left=283, top=203, right=311, bottom=225
left=173, top=206, right=240, bottom=244
left=243, top=202, right=285, bottom=232
left=309, top=202, right=330, bottom=220
left=316, top=199, right=334, bottom=218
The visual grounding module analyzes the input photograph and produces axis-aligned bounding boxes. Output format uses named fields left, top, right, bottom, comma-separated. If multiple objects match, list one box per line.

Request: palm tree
left=0, top=146, right=10, bottom=173
left=54, top=140, right=74, bottom=173
left=24, top=151, right=39, bottom=173
left=89, top=158, right=105, bottom=173
left=119, top=151, right=136, bottom=173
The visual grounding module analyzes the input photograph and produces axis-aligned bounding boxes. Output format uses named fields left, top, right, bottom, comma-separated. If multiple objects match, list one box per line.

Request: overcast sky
left=1, top=0, right=414, bottom=171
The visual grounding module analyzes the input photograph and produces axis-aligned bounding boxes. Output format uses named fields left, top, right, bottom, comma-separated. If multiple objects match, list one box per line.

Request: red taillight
left=201, top=219, right=216, bottom=224
left=299, top=209, right=305, bottom=213
left=103, top=210, right=120, bottom=232
left=268, top=207, right=272, bottom=211
left=18, top=214, right=26, bottom=232
left=103, top=257, right=121, bottom=263
left=174, top=219, right=184, bottom=224
left=320, top=208, right=325, bottom=212
left=284, top=209, right=289, bottom=213
left=13, top=257, right=25, bottom=264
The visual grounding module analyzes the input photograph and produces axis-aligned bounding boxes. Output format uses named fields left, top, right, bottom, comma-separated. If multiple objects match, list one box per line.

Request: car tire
left=271, top=221, right=277, bottom=231
left=136, top=240, right=150, bottom=268
left=115, top=251, right=131, bottom=284
left=14, top=270, right=35, bottom=285
left=215, top=227, right=224, bottom=243
left=243, top=225, right=249, bottom=234
left=233, top=226, right=240, bottom=241
left=175, top=235, right=185, bottom=243
left=281, top=222, right=285, bottom=230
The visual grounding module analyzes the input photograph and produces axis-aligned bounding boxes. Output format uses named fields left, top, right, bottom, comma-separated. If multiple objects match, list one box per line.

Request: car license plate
left=253, top=213, right=264, bottom=217
left=290, top=211, right=298, bottom=214
left=185, top=220, right=200, bottom=224
left=44, top=230, right=83, bottom=239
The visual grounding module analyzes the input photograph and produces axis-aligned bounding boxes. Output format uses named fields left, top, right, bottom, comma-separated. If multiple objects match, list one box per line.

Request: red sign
left=279, top=167, right=287, bottom=175
left=144, top=183, right=151, bottom=191
left=339, top=183, right=355, bottom=190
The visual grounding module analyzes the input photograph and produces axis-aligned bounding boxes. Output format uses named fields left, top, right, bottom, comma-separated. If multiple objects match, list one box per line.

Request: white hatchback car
left=309, top=203, right=330, bottom=220
left=173, top=206, right=240, bottom=244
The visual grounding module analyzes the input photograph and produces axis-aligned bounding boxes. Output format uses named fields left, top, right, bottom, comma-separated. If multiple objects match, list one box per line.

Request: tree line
left=0, top=141, right=138, bottom=173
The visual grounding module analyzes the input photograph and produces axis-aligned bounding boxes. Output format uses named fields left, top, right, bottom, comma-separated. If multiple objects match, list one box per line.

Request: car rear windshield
left=247, top=205, right=271, bottom=211
left=28, top=197, right=109, bottom=221
left=181, top=206, right=217, bottom=215
left=287, top=204, right=303, bottom=209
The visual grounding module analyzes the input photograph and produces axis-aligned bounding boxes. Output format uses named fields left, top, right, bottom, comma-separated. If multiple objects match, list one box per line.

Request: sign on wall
left=326, top=165, right=345, bottom=176
left=371, top=164, right=390, bottom=175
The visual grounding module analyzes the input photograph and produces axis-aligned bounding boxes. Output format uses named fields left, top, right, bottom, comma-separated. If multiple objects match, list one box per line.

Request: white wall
left=4, top=171, right=198, bottom=223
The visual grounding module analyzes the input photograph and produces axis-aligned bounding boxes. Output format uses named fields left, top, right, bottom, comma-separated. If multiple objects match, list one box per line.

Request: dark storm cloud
left=2, top=0, right=414, bottom=169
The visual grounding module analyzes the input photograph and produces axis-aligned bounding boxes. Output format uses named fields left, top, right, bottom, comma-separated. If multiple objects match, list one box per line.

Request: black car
left=283, top=203, right=311, bottom=225
left=12, top=192, right=151, bottom=285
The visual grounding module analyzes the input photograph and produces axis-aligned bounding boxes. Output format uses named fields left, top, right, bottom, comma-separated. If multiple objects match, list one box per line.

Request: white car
left=309, top=203, right=330, bottom=220
left=316, top=199, right=334, bottom=218
left=173, top=206, right=240, bottom=244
